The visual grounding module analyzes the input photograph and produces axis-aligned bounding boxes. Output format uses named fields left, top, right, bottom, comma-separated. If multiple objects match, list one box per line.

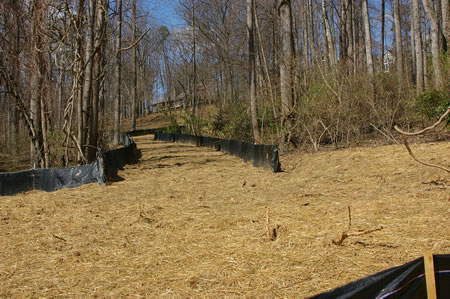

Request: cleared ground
left=0, top=135, right=448, bottom=297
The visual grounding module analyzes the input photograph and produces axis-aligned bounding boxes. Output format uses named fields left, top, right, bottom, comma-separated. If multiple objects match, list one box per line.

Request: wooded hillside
left=0, top=0, right=448, bottom=170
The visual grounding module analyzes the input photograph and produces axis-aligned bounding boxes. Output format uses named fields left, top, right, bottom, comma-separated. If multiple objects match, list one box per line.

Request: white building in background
left=383, top=51, right=395, bottom=72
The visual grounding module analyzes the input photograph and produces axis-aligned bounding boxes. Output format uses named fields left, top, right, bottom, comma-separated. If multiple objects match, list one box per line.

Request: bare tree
left=443, top=0, right=449, bottom=50
left=30, top=0, right=49, bottom=167
left=113, top=0, right=122, bottom=145
left=87, top=0, right=108, bottom=161
left=191, top=0, right=197, bottom=130
left=278, top=0, right=294, bottom=133
left=421, top=0, right=445, bottom=90
left=362, top=0, right=374, bottom=91
left=130, top=0, right=137, bottom=131
left=247, top=0, right=261, bottom=143
left=322, top=0, right=337, bottom=66
left=410, top=0, right=416, bottom=81
left=345, top=0, right=354, bottom=72
left=81, top=0, right=96, bottom=156
left=381, top=0, right=385, bottom=70
left=413, top=0, right=424, bottom=93
left=393, top=0, right=404, bottom=83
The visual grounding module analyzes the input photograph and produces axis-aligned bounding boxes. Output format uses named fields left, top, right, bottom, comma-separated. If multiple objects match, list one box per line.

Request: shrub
left=415, top=89, right=450, bottom=123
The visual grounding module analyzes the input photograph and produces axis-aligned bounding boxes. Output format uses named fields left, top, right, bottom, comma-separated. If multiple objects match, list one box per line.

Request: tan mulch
left=0, top=135, right=448, bottom=297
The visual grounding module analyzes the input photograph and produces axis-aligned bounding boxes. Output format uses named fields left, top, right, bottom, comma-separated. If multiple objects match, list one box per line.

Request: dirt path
left=0, top=135, right=448, bottom=297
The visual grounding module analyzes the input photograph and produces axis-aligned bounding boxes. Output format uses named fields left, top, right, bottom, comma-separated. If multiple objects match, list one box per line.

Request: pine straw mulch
left=0, top=135, right=449, bottom=297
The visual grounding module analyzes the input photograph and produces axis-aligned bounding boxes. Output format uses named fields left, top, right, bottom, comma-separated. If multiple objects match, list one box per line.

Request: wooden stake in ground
left=265, top=207, right=279, bottom=241
left=424, top=248, right=437, bottom=299
left=348, top=206, right=352, bottom=230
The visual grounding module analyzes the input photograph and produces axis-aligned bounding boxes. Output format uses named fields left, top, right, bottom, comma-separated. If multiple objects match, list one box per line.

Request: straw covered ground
left=0, top=135, right=449, bottom=297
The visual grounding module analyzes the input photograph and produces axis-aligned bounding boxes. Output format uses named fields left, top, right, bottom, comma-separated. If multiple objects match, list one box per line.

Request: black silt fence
left=103, top=142, right=141, bottom=179
left=0, top=136, right=141, bottom=196
left=199, top=136, right=222, bottom=151
left=0, top=160, right=104, bottom=196
left=126, top=126, right=186, bottom=137
left=312, top=254, right=450, bottom=298
left=155, top=132, right=175, bottom=142
left=0, top=169, right=34, bottom=196
left=174, top=133, right=201, bottom=146
left=154, top=132, right=281, bottom=172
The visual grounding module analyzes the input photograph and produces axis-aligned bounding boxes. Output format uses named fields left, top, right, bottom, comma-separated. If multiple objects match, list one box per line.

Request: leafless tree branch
left=394, top=107, right=450, bottom=173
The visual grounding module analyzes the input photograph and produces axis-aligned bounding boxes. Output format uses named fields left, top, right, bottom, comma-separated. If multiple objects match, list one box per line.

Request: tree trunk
left=329, top=0, right=337, bottom=60
left=321, top=1, right=329, bottom=67
left=254, top=3, right=278, bottom=121
left=88, top=0, right=107, bottom=162
left=271, top=2, right=279, bottom=82
left=362, top=0, right=375, bottom=98
left=300, top=2, right=309, bottom=67
left=443, top=0, right=449, bottom=50
left=30, top=0, right=46, bottom=168
left=421, top=0, right=445, bottom=90
left=413, top=0, right=424, bottom=93
left=81, top=0, right=96, bottom=156
left=394, top=0, right=404, bottom=82
left=410, top=0, right=416, bottom=82
left=323, top=0, right=337, bottom=65
left=113, top=0, right=122, bottom=145
left=57, top=70, right=64, bottom=128
left=131, top=0, right=137, bottom=131
left=339, top=0, right=348, bottom=67
left=362, top=0, right=374, bottom=76
left=248, top=0, right=261, bottom=143
left=423, top=19, right=430, bottom=89
left=346, top=0, right=354, bottom=72
left=11, top=5, right=21, bottom=155
left=351, top=1, right=357, bottom=73
left=72, top=0, right=85, bottom=164
left=40, top=81, right=50, bottom=168
left=191, top=0, right=197, bottom=129
left=381, top=0, right=385, bottom=70
left=278, top=0, right=294, bottom=127
left=307, top=0, right=317, bottom=63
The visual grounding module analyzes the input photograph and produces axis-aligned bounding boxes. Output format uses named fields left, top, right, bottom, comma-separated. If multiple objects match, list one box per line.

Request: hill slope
left=0, top=135, right=448, bottom=297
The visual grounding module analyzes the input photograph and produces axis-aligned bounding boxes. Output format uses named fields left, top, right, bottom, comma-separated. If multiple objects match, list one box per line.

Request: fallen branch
left=53, top=234, right=67, bottom=242
left=332, top=226, right=384, bottom=246
left=398, top=133, right=449, bottom=172
left=394, top=107, right=449, bottom=136
left=394, top=107, right=450, bottom=173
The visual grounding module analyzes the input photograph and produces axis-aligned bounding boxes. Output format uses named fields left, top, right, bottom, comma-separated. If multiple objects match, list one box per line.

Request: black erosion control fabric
left=312, top=254, right=450, bottom=299
left=154, top=132, right=281, bottom=172
left=0, top=160, right=104, bottom=196
left=0, top=135, right=140, bottom=196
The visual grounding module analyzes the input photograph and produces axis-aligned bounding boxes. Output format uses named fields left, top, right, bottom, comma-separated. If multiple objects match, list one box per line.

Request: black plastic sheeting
left=126, top=126, right=185, bottom=137
left=312, top=254, right=450, bottom=299
left=0, top=135, right=141, bottom=196
left=102, top=141, right=141, bottom=179
left=154, top=132, right=281, bottom=172
left=0, top=160, right=104, bottom=196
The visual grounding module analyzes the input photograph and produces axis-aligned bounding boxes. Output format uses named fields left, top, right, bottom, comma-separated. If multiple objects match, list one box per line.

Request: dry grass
left=0, top=135, right=449, bottom=297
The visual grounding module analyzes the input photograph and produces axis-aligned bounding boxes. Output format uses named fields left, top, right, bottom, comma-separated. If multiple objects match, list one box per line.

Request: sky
left=142, top=0, right=185, bottom=29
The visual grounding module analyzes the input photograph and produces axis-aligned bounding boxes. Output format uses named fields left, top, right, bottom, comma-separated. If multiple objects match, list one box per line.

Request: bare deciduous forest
left=0, top=0, right=448, bottom=171
left=0, top=1, right=449, bottom=297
